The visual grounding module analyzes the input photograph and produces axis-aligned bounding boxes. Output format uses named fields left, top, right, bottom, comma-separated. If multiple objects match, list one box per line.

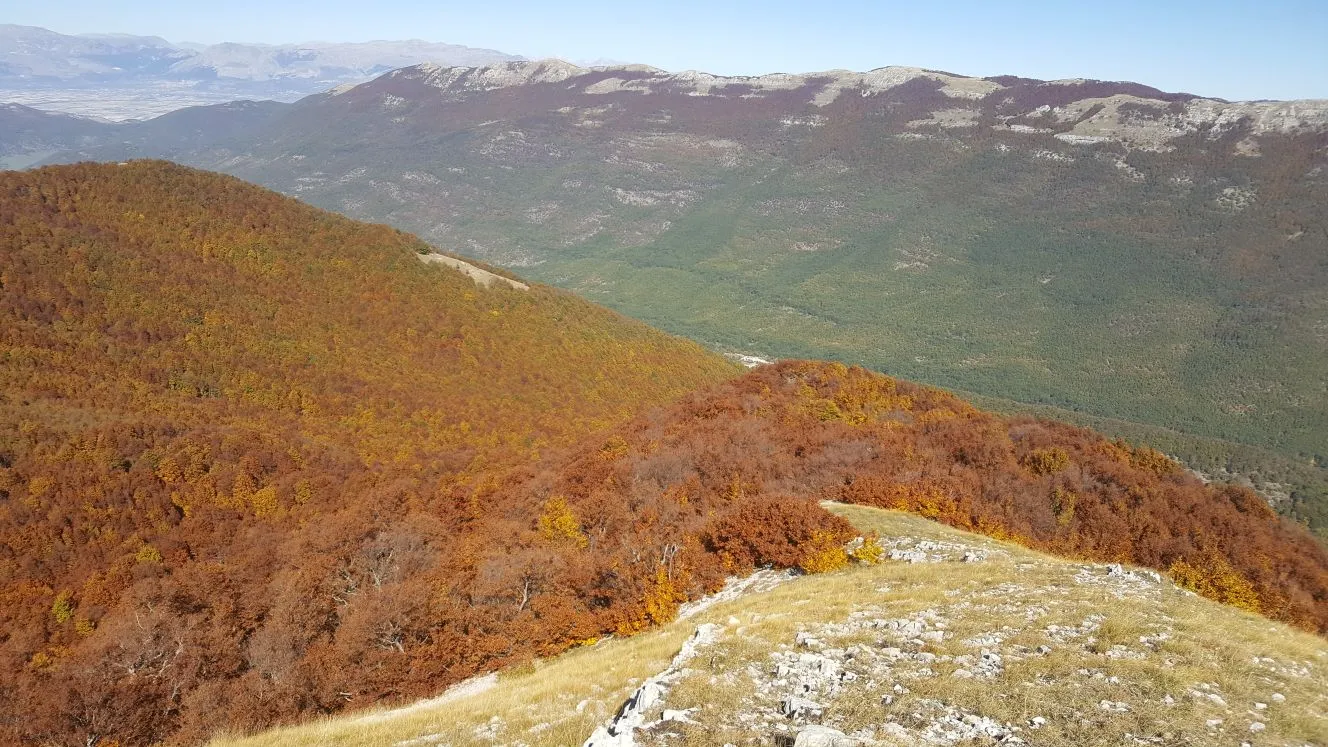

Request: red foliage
left=1, top=163, right=1323, bottom=746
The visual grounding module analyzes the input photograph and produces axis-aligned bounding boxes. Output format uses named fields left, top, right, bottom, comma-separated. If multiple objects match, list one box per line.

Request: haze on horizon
left=6, top=0, right=1327, bottom=102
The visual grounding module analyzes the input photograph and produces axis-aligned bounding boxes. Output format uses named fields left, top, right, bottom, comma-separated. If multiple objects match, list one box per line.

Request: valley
left=3, top=29, right=1327, bottom=746
left=18, top=58, right=1327, bottom=531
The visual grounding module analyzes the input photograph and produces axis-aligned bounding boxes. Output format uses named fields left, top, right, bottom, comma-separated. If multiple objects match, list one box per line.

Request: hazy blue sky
left=8, top=0, right=1327, bottom=100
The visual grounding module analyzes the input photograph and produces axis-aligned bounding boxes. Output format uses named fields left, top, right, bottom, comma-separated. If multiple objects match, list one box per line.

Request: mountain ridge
left=32, top=58, right=1325, bottom=483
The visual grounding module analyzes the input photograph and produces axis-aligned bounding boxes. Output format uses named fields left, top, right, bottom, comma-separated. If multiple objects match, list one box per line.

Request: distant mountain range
left=0, top=24, right=520, bottom=118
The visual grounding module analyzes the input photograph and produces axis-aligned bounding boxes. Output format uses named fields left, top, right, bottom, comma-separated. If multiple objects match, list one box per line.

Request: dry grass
left=213, top=504, right=1327, bottom=746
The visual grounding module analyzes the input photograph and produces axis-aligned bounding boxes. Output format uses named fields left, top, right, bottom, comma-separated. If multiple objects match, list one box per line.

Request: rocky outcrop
left=377, top=58, right=1328, bottom=149
left=583, top=623, right=724, bottom=747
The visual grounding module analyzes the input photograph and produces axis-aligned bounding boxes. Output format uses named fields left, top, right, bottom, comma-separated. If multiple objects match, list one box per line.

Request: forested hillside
left=38, top=62, right=1328, bottom=503
left=1, top=162, right=1322, bottom=747
left=0, top=162, right=743, bottom=744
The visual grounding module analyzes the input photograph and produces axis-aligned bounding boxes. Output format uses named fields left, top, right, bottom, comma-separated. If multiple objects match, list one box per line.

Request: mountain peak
left=401, top=58, right=589, bottom=92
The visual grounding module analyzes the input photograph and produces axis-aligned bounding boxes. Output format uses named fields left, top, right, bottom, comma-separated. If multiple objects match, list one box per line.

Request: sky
left=7, top=0, right=1327, bottom=100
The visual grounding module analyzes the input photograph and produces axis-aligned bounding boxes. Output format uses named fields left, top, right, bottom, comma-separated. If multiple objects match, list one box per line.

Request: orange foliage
left=1, top=163, right=1323, bottom=747
left=0, top=162, right=745, bottom=745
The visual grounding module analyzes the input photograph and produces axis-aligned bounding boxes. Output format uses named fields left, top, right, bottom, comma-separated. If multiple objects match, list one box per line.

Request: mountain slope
left=0, top=103, right=108, bottom=168
left=0, top=161, right=741, bottom=744
left=470, top=359, right=1327, bottom=633
left=40, top=60, right=1328, bottom=529
left=211, top=505, right=1328, bottom=747
left=2, top=164, right=1322, bottom=745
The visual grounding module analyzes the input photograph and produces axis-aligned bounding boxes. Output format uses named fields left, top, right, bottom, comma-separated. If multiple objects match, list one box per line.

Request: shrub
left=798, top=530, right=850, bottom=574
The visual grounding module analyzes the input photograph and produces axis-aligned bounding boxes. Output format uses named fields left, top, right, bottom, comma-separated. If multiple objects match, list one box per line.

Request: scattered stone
left=890, top=548, right=930, bottom=563
left=797, top=632, right=824, bottom=648
left=661, top=708, right=696, bottom=724
left=1271, top=692, right=1286, bottom=703
left=1249, top=722, right=1266, bottom=733
left=584, top=623, right=722, bottom=746
left=1029, top=716, right=1046, bottom=728
left=792, top=724, right=859, bottom=746
left=781, top=696, right=825, bottom=720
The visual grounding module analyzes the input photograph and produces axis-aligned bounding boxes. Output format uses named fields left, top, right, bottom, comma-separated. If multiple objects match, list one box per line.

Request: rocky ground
left=609, top=507, right=1326, bottom=747
left=210, top=505, right=1327, bottom=747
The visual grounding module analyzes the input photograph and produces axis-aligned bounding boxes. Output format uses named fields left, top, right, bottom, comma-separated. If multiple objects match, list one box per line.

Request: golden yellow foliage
left=1051, top=487, right=1077, bottom=525
left=1169, top=551, right=1262, bottom=614
left=135, top=544, right=163, bottom=564
left=50, top=591, right=74, bottom=624
left=1023, top=447, right=1070, bottom=475
left=799, top=530, right=849, bottom=574
left=848, top=533, right=885, bottom=564
left=538, top=496, right=588, bottom=549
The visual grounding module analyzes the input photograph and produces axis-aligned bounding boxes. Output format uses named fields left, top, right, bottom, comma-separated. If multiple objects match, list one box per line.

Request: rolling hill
left=2, top=162, right=1323, bottom=746
left=33, top=60, right=1328, bottom=532
left=0, top=161, right=740, bottom=744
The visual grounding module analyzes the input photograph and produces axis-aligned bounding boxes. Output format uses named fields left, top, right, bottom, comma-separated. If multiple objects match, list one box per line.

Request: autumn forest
left=1, top=162, right=1324, bottom=746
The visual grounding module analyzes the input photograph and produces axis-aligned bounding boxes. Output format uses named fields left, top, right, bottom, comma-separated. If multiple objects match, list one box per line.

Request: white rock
left=793, top=725, right=859, bottom=747
left=781, top=696, right=824, bottom=719
left=661, top=708, right=696, bottom=724
left=1249, top=722, right=1266, bottom=732
left=1271, top=692, right=1285, bottom=703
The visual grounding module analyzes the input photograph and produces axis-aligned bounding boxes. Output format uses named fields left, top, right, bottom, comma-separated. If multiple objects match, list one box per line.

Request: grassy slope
left=210, top=505, right=1328, bottom=747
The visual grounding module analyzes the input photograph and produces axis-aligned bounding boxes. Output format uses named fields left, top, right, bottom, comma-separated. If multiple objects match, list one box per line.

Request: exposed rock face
left=583, top=623, right=724, bottom=747
left=374, top=58, right=1327, bottom=148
